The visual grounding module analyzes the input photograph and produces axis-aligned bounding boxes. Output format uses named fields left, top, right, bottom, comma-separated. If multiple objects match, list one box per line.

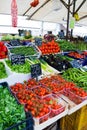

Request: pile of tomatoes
left=10, top=83, right=26, bottom=94
left=9, top=74, right=87, bottom=123
left=68, top=51, right=85, bottom=59
left=33, top=86, right=51, bottom=98
left=38, top=40, right=60, bottom=55
left=24, top=79, right=39, bottom=89
left=39, top=75, right=65, bottom=85
left=0, top=41, right=8, bottom=59
left=25, top=99, right=50, bottom=119
left=16, top=89, right=37, bottom=104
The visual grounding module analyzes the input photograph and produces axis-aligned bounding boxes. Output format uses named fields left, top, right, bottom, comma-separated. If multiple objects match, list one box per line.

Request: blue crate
left=82, top=58, right=87, bottom=66
left=70, top=59, right=83, bottom=68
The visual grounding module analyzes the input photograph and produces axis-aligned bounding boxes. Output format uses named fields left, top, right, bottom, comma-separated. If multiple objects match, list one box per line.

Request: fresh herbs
left=0, top=62, right=7, bottom=79
left=5, top=60, right=30, bottom=73
left=0, top=87, right=25, bottom=130
left=10, top=46, right=36, bottom=56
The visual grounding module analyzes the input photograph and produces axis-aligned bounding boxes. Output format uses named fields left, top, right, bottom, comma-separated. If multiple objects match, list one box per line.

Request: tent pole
left=66, top=0, right=71, bottom=41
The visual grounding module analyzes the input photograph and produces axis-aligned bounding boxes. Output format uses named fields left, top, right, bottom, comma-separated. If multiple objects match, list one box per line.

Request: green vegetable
left=74, top=41, right=87, bottom=51
left=57, top=40, right=76, bottom=51
left=56, top=54, right=74, bottom=61
left=62, top=68, right=87, bottom=89
left=0, top=86, right=25, bottom=130
left=10, top=46, right=36, bottom=56
left=5, top=60, right=30, bottom=73
left=0, top=62, right=7, bottom=79
left=1, top=34, right=13, bottom=41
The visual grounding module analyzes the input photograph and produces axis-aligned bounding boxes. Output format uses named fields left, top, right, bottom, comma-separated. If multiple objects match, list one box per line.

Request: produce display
left=5, top=59, right=30, bottom=73
left=28, top=58, right=58, bottom=74
left=42, top=54, right=73, bottom=71
left=62, top=68, right=87, bottom=90
left=32, top=86, right=51, bottom=99
left=57, top=40, right=76, bottom=51
left=0, top=41, right=8, bottom=59
left=24, top=78, right=39, bottom=89
left=9, top=82, right=50, bottom=124
left=8, top=75, right=67, bottom=121
left=43, top=95, right=65, bottom=117
left=82, top=51, right=87, bottom=56
left=9, top=83, right=38, bottom=105
left=66, top=51, right=85, bottom=59
left=0, top=86, right=25, bottom=130
left=0, top=62, right=7, bottom=79
left=64, top=86, right=87, bottom=104
left=9, top=46, right=36, bottom=56
left=39, top=75, right=75, bottom=95
left=75, top=41, right=87, bottom=51
left=16, top=89, right=37, bottom=105
left=25, top=99, right=50, bottom=124
left=1, top=34, right=29, bottom=41
left=39, top=75, right=65, bottom=85
left=56, top=54, right=74, bottom=62
left=1, top=37, right=87, bottom=129
left=38, top=40, right=60, bottom=55
left=10, top=83, right=27, bottom=94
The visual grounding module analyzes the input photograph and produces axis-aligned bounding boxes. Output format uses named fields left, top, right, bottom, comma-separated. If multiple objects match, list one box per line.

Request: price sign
left=30, top=63, right=42, bottom=79
left=11, top=54, right=25, bottom=65
left=10, top=39, right=20, bottom=46
left=70, top=17, right=75, bottom=29
left=35, top=38, right=42, bottom=46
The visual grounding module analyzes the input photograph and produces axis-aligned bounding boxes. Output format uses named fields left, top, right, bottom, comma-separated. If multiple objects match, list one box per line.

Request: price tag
left=11, top=54, right=25, bottom=65
left=10, top=39, right=20, bottom=46
left=35, top=38, right=42, bottom=46
left=30, top=63, right=42, bottom=80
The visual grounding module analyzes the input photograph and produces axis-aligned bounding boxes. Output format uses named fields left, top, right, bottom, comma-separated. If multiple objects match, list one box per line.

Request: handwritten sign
left=11, top=54, right=25, bottom=65
left=30, top=63, right=42, bottom=79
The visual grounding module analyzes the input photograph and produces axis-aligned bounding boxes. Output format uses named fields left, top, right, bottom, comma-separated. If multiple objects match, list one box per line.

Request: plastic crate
left=7, top=44, right=41, bottom=59
left=0, top=82, right=8, bottom=88
left=15, top=89, right=37, bottom=105
left=0, top=82, right=34, bottom=130
left=68, top=90, right=87, bottom=104
left=34, top=109, right=50, bottom=125
left=5, top=115, right=34, bottom=130
left=63, top=89, right=70, bottom=97
left=50, top=105, right=65, bottom=118
left=43, top=95, right=65, bottom=118
left=9, top=83, right=26, bottom=95
left=32, top=86, right=52, bottom=99
left=25, top=104, right=50, bottom=125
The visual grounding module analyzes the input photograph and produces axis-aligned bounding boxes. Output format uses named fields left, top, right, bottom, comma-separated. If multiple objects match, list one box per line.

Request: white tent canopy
left=0, top=0, right=87, bottom=37
left=0, top=0, right=87, bottom=26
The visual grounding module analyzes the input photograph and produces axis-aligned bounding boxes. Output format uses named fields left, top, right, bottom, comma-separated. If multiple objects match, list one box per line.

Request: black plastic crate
left=0, top=82, right=34, bottom=130
left=0, top=82, right=8, bottom=88
left=5, top=116, right=34, bottom=130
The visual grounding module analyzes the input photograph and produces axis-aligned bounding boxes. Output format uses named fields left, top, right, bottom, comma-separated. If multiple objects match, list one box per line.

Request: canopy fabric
left=0, top=0, right=87, bottom=26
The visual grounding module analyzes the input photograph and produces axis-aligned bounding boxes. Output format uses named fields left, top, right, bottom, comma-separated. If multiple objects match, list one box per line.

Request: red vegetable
left=0, top=41, right=8, bottom=59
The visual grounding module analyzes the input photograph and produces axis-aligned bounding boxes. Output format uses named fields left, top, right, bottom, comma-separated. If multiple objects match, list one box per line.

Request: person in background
left=58, top=30, right=65, bottom=39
